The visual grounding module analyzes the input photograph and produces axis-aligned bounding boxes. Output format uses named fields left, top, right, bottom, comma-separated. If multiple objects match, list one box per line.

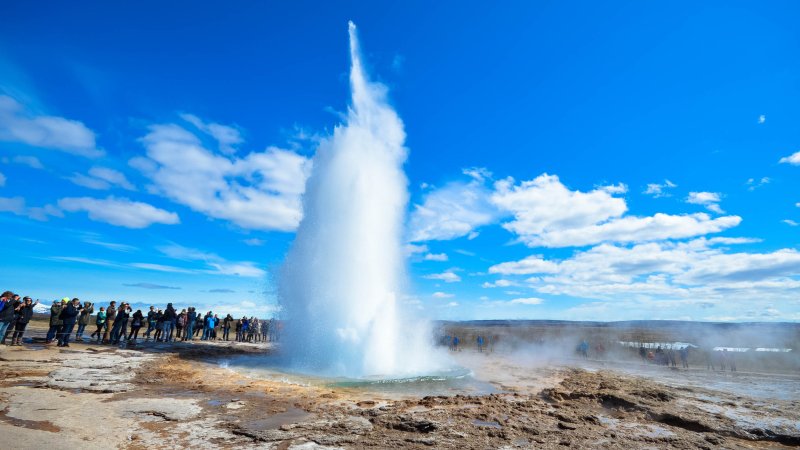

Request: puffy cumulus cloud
left=132, top=122, right=311, bottom=231
left=524, top=213, right=740, bottom=248
left=686, top=191, right=724, bottom=214
left=0, top=95, right=102, bottom=157
left=491, top=238, right=800, bottom=304
left=424, top=270, right=461, bottom=283
left=494, top=175, right=739, bottom=247
left=408, top=171, right=500, bottom=242
left=413, top=172, right=741, bottom=248
left=643, top=179, right=677, bottom=198
left=68, top=166, right=136, bottom=191
left=492, top=174, right=628, bottom=243
left=58, top=196, right=179, bottom=228
left=779, top=150, right=800, bottom=165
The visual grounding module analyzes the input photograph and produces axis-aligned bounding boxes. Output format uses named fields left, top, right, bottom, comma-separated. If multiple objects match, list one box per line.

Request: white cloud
left=758, top=114, right=766, bottom=124
left=746, top=177, right=770, bottom=191
left=481, top=279, right=518, bottom=288
left=600, top=183, right=628, bottom=194
left=432, top=292, right=454, bottom=299
left=424, top=252, right=448, bottom=261
left=207, top=261, right=265, bottom=277
left=687, top=191, right=724, bottom=214
left=424, top=270, right=461, bottom=283
left=0, top=196, right=24, bottom=214
left=0, top=95, right=102, bottom=157
left=157, top=243, right=266, bottom=278
left=446, top=301, right=459, bottom=307
left=129, top=262, right=192, bottom=273
left=511, top=211, right=739, bottom=248
left=413, top=173, right=739, bottom=248
left=133, top=123, right=311, bottom=231
left=68, top=166, right=135, bottom=191
left=509, top=297, right=544, bottom=305
left=783, top=219, right=799, bottom=227
left=779, top=151, right=800, bottom=165
left=408, top=174, right=500, bottom=241
left=0, top=196, right=62, bottom=221
left=493, top=174, right=627, bottom=243
left=489, top=255, right=559, bottom=275
left=2, top=155, right=44, bottom=169
left=58, top=196, right=179, bottom=228
left=0, top=171, right=5, bottom=187
left=180, top=113, right=243, bottom=155
left=491, top=238, right=800, bottom=304
left=243, top=238, right=265, bottom=246
left=643, top=179, right=677, bottom=198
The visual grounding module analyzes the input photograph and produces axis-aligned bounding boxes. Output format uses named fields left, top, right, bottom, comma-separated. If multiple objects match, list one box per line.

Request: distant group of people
left=705, top=349, right=737, bottom=372
left=0, top=290, right=279, bottom=348
left=638, top=345, right=690, bottom=368
left=441, top=334, right=495, bottom=353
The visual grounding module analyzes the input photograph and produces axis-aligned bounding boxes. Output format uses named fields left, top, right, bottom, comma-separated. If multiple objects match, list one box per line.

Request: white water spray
left=279, top=22, right=439, bottom=378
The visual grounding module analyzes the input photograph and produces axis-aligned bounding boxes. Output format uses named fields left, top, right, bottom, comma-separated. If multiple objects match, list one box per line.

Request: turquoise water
left=218, top=354, right=498, bottom=397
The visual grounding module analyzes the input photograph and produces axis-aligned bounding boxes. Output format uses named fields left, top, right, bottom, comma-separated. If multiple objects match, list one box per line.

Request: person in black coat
left=11, top=297, right=38, bottom=345
left=127, top=309, right=145, bottom=342
left=162, top=303, right=177, bottom=342
left=58, top=298, right=83, bottom=347
left=110, top=302, right=131, bottom=345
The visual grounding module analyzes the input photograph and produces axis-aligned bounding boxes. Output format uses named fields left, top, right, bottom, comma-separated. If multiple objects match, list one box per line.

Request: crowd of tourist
left=0, top=290, right=278, bottom=348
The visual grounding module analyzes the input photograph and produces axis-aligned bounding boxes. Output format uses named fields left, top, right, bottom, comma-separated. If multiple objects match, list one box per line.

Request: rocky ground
left=1, top=339, right=798, bottom=449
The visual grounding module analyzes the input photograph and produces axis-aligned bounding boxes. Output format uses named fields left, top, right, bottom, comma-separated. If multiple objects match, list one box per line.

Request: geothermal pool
left=217, top=354, right=499, bottom=398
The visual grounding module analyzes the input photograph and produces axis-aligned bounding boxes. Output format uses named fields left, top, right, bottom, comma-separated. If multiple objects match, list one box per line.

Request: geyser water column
left=279, top=22, right=437, bottom=378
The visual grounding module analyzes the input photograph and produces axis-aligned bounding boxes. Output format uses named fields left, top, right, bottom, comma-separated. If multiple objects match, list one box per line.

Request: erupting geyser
left=279, top=22, right=439, bottom=378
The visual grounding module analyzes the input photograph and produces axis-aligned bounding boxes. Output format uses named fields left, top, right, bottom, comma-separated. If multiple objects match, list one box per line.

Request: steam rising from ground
left=279, top=22, right=440, bottom=378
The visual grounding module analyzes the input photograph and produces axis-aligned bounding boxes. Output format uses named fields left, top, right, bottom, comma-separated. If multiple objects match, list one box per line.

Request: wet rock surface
left=1, top=342, right=798, bottom=449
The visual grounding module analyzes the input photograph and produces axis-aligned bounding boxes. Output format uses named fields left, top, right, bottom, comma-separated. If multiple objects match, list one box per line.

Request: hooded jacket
left=50, top=303, right=64, bottom=326
left=78, top=303, right=94, bottom=325
left=163, top=304, right=177, bottom=321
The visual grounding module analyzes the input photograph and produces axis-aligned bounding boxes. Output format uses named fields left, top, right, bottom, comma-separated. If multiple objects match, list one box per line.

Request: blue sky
left=1, top=1, right=799, bottom=321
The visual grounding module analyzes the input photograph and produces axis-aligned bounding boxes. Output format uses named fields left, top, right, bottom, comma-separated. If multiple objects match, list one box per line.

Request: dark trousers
left=127, top=326, right=141, bottom=341
left=91, top=324, right=105, bottom=339
left=46, top=324, right=61, bottom=342
left=11, top=321, right=28, bottom=342
left=59, top=320, right=77, bottom=346
left=223, top=326, right=230, bottom=340
left=110, top=320, right=127, bottom=344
